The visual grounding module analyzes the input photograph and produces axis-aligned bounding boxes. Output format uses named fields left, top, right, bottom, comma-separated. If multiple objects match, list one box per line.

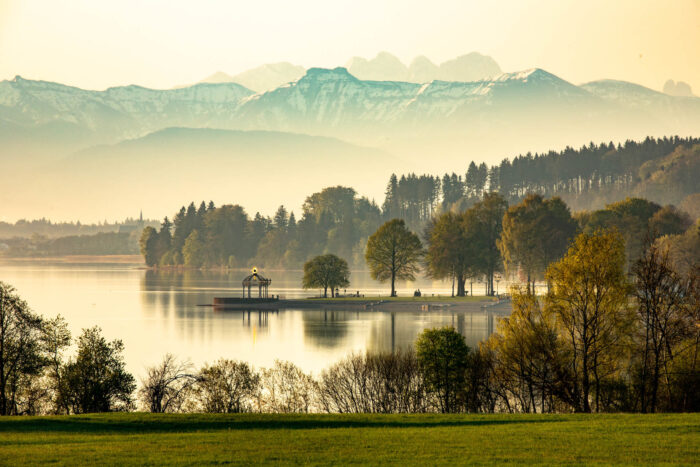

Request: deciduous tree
left=302, top=254, right=350, bottom=298
left=365, top=219, right=423, bottom=297
left=416, top=327, right=470, bottom=413
left=545, top=231, right=632, bottom=412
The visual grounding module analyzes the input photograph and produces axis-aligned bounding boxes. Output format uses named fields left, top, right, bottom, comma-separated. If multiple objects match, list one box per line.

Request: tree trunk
left=457, top=274, right=466, bottom=297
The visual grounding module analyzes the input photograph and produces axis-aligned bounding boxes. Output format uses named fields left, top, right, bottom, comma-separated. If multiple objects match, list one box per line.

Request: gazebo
left=242, top=267, right=271, bottom=299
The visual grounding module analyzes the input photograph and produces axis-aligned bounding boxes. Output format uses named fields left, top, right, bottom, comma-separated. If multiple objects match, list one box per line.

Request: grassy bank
left=0, top=413, right=697, bottom=465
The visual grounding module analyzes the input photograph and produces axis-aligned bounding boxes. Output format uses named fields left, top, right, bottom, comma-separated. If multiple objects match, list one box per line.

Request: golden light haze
left=1, top=0, right=698, bottom=92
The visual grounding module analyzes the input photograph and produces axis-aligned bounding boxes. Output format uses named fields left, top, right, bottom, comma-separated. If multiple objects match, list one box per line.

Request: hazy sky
left=1, top=0, right=698, bottom=92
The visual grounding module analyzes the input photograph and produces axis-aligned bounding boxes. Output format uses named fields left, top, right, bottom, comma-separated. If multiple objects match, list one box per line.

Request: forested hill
left=383, top=136, right=700, bottom=228
left=494, top=136, right=700, bottom=209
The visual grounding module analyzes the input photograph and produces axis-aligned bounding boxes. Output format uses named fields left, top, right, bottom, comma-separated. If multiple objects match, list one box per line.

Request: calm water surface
left=0, top=260, right=508, bottom=376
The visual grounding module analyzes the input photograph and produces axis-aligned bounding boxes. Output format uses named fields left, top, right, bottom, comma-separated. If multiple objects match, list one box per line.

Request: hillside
left=2, top=128, right=396, bottom=221
left=0, top=413, right=697, bottom=465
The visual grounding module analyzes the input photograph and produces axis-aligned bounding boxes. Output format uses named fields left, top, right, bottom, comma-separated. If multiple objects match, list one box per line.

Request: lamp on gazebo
left=242, top=267, right=271, bottom=299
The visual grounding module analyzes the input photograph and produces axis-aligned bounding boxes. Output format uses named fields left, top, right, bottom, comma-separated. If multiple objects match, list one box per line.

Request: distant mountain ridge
left=2, top=66, right=700, bottom=165
left=182, top=51, right=501, bottom=92
left=345, top=51, right=502, bottom=83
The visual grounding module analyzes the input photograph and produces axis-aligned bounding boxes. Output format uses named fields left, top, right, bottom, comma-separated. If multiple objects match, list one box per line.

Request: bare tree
left=139, top=354, right=196, bottom=413
left=194, top=359, right=260, bottom=413
left=633, top=240, right=692, bottom=412
left=260, top=360, right=317, bottom=413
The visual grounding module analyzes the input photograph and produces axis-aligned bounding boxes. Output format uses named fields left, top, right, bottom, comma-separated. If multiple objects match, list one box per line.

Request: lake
left=0, top=259, right=510, bottom=377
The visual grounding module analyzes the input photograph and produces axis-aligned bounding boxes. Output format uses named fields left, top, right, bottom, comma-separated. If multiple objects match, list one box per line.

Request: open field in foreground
left=0, top=413, right=697, bottom=465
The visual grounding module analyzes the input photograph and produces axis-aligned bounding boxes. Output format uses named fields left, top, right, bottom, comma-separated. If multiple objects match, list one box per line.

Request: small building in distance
left=242, top=267, right=272, bottom=299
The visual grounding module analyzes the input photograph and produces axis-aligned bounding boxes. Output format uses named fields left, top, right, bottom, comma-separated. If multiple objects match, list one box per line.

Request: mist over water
left=0, top=260, right=506, bottom=375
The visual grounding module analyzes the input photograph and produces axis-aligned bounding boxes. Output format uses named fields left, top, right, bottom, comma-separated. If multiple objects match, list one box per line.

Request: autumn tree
left=545, top=231, right=632, bottom=412
left=302, top=254, right=350, bottom=298
left=365, top=219, right=423, bottom=297
left=484, top=288, right=565, bottom=413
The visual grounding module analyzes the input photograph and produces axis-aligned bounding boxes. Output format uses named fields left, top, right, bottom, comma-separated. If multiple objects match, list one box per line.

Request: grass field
left=0, top=413, right=697, bottom=465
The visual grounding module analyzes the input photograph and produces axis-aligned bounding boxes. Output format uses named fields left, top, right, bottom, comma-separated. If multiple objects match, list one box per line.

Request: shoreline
left=206, top=297, right=512, bottom=313
left=0, top=254, right=144, bottom=264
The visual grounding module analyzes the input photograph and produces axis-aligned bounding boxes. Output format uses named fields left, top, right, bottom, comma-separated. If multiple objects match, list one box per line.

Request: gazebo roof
left=242, top=267, right=271, bottom=286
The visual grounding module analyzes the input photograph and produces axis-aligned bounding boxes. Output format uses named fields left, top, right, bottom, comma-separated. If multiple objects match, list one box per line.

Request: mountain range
left=186, top=52, right=502, bottom=92
left=4, top=66, right=699, bottom=160
left=2, top=62, right=700, bottom=220
left=345, top=51, right=502, bottom=83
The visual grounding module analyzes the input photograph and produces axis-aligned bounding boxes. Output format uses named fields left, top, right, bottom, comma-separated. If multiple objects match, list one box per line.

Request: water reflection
left=1, top=261, right=509, bottom=375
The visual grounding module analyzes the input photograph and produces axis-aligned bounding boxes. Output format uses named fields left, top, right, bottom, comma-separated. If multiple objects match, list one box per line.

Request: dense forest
left=139, top=187, right=382, bottom=269
left=385, top=136, right=700, bottom=228
left=140, top=137, right=699, bottom=270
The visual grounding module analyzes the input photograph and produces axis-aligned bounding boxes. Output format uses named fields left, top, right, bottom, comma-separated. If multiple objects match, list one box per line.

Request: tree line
left=140, top=137, right=698, bottom=272
left=140, top=187, right=383, bottom=269
left=356, top=192, right=693, bottom=299
left=2, top=226, right=697, bottom=415
left=1, top=232, right=140, bottom=257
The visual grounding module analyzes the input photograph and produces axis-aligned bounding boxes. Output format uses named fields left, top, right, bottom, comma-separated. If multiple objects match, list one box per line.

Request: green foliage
left=581, top=197, right=662, bottom=266
left=0, top=282, right=44, bottom=415
left=416, top=327, right=470, bottom=413
left=60, top=327, right=135, bottom=414
left=182, top=230, right=206, bottom=268
left=203, top=204, right=248, bottom=265
left=142, top=187, right=382, bottom=270
left=424, top=212, right=474, bottom=296
left=464, top=193, right=508, bottom=296
left=499, top=194, right=577, bottom=292
left=365, top=219, right=423, bottom=296
left=302, top=254, right=350, bottom=298
left=139, top=227, right=160, bottom=267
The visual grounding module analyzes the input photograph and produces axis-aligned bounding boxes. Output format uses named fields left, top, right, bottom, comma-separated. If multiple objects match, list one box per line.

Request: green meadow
left=0, top=413, right=697, bottom=465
